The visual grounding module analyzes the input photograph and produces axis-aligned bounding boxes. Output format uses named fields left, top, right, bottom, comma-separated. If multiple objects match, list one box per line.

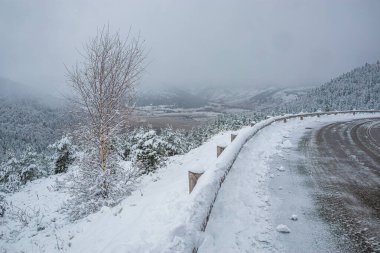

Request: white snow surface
left=1, top=112, right=379, bottom=253
left=1, top=130, right=237, bottom=253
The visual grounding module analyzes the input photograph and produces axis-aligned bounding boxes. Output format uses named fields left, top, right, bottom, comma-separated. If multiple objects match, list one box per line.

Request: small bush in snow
left=116, top=127, right=187, bottom=174
left=0, top=148, right=50, bottom=193
left=63, top=148, right=139, bottom=221
left=133, top=129, right=168, bottom=173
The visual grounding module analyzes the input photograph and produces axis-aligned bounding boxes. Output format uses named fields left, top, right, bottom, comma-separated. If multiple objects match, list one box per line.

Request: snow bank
left=276, top=224, right=291, bottom=233
left=166, top=116, right=284, bottom=251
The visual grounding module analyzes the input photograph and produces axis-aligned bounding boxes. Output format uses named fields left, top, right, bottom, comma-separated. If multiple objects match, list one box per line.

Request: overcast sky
left=1, top=0, right=380, bottom=93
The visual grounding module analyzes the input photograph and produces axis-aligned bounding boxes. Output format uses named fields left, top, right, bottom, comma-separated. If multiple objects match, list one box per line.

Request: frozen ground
left=300, top=119, right=380, bottom=252
left=198, top=113, right=380, bottom=253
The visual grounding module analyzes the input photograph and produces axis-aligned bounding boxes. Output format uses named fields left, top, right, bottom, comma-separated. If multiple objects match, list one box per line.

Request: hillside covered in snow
left=0, top=78, right=65, bottom=162
left=280, top=61, right=380, bottom=113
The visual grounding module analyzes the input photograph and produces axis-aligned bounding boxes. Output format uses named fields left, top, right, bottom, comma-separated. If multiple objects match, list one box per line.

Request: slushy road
left=300, top=118, right=380, bottom=252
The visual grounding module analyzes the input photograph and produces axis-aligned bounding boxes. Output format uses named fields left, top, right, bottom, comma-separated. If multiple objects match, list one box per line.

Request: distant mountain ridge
left=281, top=61, right=380, bottom=113
left=137, top=88, right=208, bottom=108
left=137, top=86, right=310, bottom=110
left=0, top=77, right=36, bottom=98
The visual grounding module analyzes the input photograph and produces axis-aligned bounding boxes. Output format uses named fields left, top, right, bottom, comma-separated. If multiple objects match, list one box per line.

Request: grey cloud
left=0, top=0, right=379, bottom=93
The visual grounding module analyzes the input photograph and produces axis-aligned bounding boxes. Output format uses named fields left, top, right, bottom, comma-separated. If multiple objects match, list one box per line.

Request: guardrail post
left=300, top=116, right=303, bottom=120
left=188, top=171, right=203, bottom=194
left=217, top=146, right=226, bottom=157
left=317, top=114, right=320, bottom=118
left=283, top=118, right=287, bottom=123
left=231, top=134, right=237, bottom=142
left=353, top=111, right=356, bottom=115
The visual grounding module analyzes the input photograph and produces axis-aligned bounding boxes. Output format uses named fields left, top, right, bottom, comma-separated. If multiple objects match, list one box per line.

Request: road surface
left=299, top=118, right=380, bottom=252
left=199, top=116, right=380, bottom=253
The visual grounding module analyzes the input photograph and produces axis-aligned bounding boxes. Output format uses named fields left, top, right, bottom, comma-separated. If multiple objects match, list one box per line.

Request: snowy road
left=199, top=116, right=380, bottom=253
left=301, top=119, right=380, bottom=252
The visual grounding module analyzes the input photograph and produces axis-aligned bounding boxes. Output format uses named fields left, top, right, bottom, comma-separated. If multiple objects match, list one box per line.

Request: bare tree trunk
left=100, top=127, right=106, bottom=172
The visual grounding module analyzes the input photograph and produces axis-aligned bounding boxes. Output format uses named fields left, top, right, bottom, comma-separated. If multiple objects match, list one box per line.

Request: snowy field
left=1, top=113, right=379, bottom=253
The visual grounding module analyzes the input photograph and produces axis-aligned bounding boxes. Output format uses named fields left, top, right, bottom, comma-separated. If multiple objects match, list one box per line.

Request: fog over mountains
left=1, top=60, right=380, bottom=161
left=0, top=78, right=64, bottom=160
left=136, top=86, right=310, bottom=110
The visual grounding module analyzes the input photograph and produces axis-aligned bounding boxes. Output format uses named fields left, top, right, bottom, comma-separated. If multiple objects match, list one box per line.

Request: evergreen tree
left=49, top=136, right=74, bottom=174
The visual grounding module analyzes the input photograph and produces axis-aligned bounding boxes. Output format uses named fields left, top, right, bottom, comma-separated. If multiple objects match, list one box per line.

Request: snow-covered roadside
left=198, top=113, right=380, bottom=252
left=0, top=130, right=235, bottom=253
left=1, top=113, right=379, bottom=253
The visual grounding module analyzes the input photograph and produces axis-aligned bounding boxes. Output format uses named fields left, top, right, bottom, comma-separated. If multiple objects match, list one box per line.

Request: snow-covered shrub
left=180, top=114, right=254, bottom=151
left=5, top=202, right=46, bottom=233
left=0, top=156, right=22, bottom=193
left=49, top=135, right=75, bottom=174
left=116, top=127, right=187, bottom=174
left=133, top=129, right=168, bottom=173
left=113, top=127, right=144, bottom=161
left=160, top=127, right=187, bottom=156
left=112, top=114, right=257, bottom=174
left=63, top=148, right=139, bottom=221
left=0, top=148, right=50, bottom=193
left=212, top=114, right=252, bottom=132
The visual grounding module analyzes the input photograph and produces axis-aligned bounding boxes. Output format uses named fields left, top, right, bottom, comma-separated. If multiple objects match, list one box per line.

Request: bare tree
left=66, top=26, right=145, bottom=198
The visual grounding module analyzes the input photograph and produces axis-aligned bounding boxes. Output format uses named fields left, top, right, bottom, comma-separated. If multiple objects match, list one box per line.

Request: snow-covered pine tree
left=134, top=129, right=166, bottom=173
left=160, top=126, right=186, bottom=156
left=49, top=136, right=75, bottom=174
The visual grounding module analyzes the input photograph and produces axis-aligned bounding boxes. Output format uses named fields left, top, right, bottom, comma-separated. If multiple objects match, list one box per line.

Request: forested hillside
left=0, top=78, right=64, bottom=161
left=280, top=61, right=380, bottom=113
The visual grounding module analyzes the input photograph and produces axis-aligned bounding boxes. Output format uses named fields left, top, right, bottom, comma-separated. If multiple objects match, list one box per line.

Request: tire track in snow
left=305, top=118, right=380, bottom=253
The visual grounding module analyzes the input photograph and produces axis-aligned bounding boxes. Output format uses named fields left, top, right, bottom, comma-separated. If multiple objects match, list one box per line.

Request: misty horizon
left=1, top=0, right=380, bottom=95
